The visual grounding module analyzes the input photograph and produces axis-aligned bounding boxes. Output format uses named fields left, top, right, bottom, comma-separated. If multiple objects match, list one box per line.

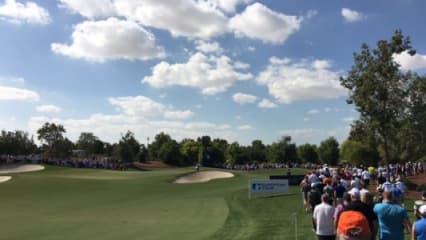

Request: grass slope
left=0, top=166, right=414, bottom=239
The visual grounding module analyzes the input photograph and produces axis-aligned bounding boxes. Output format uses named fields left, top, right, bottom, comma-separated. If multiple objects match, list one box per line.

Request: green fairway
left=0, top=166, right=413, bottom=239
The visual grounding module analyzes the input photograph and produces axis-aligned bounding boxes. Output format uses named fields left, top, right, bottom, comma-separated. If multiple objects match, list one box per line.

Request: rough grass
left=0, top=166, right=415, bottom=239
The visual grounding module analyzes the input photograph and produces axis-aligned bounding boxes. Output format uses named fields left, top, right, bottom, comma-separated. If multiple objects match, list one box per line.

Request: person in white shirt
left=313, top=193, right=336, bottom=240
left=361, top=169, right=371, bottom=186
left=310, top=171, right=319, bottom=184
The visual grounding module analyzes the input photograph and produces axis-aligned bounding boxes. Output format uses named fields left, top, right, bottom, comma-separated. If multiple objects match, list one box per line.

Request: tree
left=340, top=140, right=375, bottom=166
left=76, top=132, right=99, bottom=156
left=205, top=143, right=226, bottom=167
left=318, top=137, right=340, bottom=165
left=266, top=136, right=298, bottom=163
left=250, top=140, right=266, bottom=163
left=158, top=140, right=183, bottom=165
left=197, top=135, right=212, bottom=165
left=37, top=122, right=66, bottom=158
left=226, top=142, right=249, bottom=165
left=53, top=138, right=74, bottom=159
left=137, top=144, right=148, bottom=163
left=181, top=139, right=200, bottom=165
left=297, top=144, right=318, bottom=163
left=340, top=30, right=415, bottom=164
left=266, top=142, right=283, bottom=163
left=0, top=130, right=37, bottom=155
left=148, top=132, right=172, bottom=160
left=116, top=131, right=140, bottom=162
left=399, top=75, right=426, bottom=162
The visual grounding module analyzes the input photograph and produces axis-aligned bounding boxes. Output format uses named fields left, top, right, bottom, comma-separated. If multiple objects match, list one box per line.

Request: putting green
left=0, top=166, right=413, bottom=239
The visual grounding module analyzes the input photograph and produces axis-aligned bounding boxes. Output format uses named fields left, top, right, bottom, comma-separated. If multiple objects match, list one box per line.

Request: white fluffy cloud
left=232, top=92, right=257, bottom=105
left=164, top=110, right=194, bottom=120
left=258, top=99, right=278, bottom=109
left=257, top=57, right=347, bottom=103
left=394, top=51, right=426, bottom=70
left=143, top=52, right=252, bottom=95
left=0, top=86, right=39, bottom=101
left=229, top=3, right=302, bottom=44
left=51, top=18, right=165, bottom=62
left=58, top=0, right=116, bottom=19
left=27, top=93, right=246, bottom=144
left=109, top=96, right=164, bottom=117
left=195, top=40, right=223, bottom=54
left=341, top=8, right=365, bottom=23
left=125, top=0, right=228, bottom=38
left=36, top=105, right=62, bottom=113
left=108, top=95, right=196, bottom=121
left=59, top=0, right=228, bottom=39
left=0, top=0, right=50, bottom=25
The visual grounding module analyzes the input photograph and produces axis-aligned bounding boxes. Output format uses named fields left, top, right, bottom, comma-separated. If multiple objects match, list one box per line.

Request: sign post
left=249, top=179, right=289, bottom=199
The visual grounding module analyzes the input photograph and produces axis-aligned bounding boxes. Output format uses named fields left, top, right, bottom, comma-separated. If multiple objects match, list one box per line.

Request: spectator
left=360, top=181, right=370, bottom=197
left=395, top=178, right=407, bottom=205
left=362, top=168, right=371, bottom=186
left=313, top=193, right=336, bottom=240
left=334, top=179, right=346, bottom=205
left=412, top=205, right=426, bottom=240
left=323, top=177, right=335, bottom=205
left=414, top=191, right=426, bottom=220
left=346, top=188, right=378, bottom=240
left=377, top=172, right=386, bottom=185
left=382, top=178, right=393, bottom=192
left=337, top=209, right=371, bottom=240
left=351, top=176, right=362, bottom=189
left=334, top=193, right=351, bottom=227
left=374, top=191, right=412, bottom=240
left=301, top=175, right=311, bottom=213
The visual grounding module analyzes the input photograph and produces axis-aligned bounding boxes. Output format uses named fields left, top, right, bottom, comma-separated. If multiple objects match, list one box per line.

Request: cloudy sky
left=1, top=0, right=426, bottom=145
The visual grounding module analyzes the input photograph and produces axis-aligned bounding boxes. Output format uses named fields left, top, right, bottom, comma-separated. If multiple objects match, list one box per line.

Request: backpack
left=337, top=210, right=371, bottom=239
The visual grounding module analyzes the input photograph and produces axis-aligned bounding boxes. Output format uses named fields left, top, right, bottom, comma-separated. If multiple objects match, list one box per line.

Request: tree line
left=0, top=123, right=342, bottom=167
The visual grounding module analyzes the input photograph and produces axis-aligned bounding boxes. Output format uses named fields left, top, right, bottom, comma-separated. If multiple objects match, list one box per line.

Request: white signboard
left=249, top=179, right=289, bottom=199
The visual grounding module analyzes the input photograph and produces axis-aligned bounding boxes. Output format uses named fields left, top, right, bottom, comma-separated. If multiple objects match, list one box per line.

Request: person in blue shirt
left=373, top=191, right=412, bottom=240
left=412, top=205, right=426, bottom=240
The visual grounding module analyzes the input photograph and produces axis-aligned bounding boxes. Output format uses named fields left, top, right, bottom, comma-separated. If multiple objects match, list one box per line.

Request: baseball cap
left=420, top=205, right=426, bottom=215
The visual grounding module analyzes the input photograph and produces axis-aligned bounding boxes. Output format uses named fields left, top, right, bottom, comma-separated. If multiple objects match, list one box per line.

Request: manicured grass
left=0, top=166, right=414, bottom=239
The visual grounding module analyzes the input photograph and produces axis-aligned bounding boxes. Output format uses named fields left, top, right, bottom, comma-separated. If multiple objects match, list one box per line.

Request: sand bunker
left=0, top=176, right=12, bottom=183
left=0, top=164, right=45, bottom=174
left=175, top=171, right=234, bottom=184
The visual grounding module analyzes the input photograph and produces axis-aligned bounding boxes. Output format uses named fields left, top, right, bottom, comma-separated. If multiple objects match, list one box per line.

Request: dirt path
left=366, top=174, right=426, bottom=199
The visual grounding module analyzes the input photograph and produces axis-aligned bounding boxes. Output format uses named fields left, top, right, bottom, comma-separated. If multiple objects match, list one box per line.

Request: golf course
left=0, top=165, right=417, bottom=240
left=0, top=165, right=318, bottom=240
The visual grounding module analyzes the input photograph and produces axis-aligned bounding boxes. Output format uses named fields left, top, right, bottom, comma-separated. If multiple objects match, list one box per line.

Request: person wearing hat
left=345, top=188, right=378, bottom=240
left=414, top=191, right=426, bottom=220
left=412, top=205, right=426, bottom=240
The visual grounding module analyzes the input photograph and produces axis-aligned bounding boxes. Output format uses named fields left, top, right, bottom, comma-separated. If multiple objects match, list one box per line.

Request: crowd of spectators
left=302, top=164, right=426, bottom=240
left=0, top=155, right=130, bottom=170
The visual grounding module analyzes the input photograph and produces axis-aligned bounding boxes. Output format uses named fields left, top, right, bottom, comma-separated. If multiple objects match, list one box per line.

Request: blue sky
left=1, top=0, right=426, bottom=145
